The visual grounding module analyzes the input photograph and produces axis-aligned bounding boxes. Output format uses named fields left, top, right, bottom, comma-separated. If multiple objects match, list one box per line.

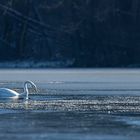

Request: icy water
left=0, top=69, right=140, bottom=140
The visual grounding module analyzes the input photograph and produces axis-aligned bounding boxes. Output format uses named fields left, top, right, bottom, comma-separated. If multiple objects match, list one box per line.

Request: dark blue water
left=0, top=69, right=140, bottom=140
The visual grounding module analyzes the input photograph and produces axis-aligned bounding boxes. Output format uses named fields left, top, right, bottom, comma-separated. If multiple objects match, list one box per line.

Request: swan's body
left=0, top=81, right=37, bottom=99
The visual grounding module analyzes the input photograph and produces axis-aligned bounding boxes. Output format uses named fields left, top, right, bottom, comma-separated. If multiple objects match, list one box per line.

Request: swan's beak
left=32, top=84, right=38, bottom=93
left=34, top=86, right=38, bottom=93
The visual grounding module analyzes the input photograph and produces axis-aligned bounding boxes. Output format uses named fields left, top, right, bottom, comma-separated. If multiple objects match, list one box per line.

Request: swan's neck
left=22, top=81, right=37, bottom=99
left=24, top=83, right=29, bottom=100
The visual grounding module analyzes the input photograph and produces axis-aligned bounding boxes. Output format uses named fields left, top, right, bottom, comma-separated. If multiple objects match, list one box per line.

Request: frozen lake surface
left=0, top=69, right=140, bottom=140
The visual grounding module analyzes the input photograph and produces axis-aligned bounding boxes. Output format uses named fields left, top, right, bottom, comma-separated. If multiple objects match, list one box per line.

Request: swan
left=0, top=81, right=37, bottom=99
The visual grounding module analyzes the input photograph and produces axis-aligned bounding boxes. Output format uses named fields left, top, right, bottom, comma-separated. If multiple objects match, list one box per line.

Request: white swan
left=0, top=81, right=37, bottom=99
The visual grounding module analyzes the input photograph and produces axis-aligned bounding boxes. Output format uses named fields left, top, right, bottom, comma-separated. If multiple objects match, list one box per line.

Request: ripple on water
left=0, top=95, right=140, bottom=114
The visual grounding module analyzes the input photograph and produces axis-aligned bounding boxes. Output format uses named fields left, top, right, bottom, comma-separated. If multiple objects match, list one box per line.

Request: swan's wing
left=0, top=88, right=19, bottom=97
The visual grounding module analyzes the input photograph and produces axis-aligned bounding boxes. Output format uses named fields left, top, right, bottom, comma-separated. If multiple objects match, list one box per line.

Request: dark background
left=0, top=0, right=140, bottom=67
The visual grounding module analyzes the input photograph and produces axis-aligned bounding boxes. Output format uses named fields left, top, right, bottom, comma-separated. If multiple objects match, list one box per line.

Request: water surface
left=0, top=69, right=140, bottom=140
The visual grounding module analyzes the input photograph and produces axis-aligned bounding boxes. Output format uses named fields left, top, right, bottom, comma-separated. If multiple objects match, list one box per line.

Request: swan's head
left=24, top=80, right=38, bottom=93
left=22, top=81, right=37, bottom=100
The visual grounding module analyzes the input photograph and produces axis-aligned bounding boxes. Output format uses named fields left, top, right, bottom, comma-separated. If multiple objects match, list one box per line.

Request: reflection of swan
left=0, top=81, right=37, bottom=99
